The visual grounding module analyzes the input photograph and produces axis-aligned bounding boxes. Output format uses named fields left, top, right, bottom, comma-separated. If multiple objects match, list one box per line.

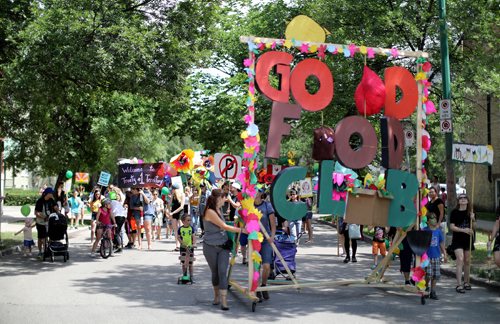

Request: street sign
left=97, top=171, right=111, bottom=186
left=440, top=119, right=453, bottom=133
left=404, top=129, right=414, bottom=147
left=439, top=99, right=452, bottom=120
left=214, top=153, right=242, bottom=180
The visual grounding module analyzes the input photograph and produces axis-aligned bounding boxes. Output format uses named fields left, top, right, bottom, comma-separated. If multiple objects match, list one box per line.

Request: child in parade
left=15, top=218, right=36, bottom=256
left=177, top=214, right=196, bottom=282
left=425, top=212, right=447, bottom=299
left=371, top=226, right=387, bottom=269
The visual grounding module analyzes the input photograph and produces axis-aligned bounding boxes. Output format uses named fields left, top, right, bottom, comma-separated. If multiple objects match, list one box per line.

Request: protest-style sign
left=117, top=163, right=164, bottom=188
left=97, top=171, right=111, bottom=186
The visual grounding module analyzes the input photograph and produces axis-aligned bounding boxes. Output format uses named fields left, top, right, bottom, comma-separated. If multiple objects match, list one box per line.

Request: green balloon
left=109, top=191, right=117, bottom=200
left=21, top=205, right=31, bottom=217
left=66, top=170, right=73, bottom=179
left=161, top=187, right=170, bottom=195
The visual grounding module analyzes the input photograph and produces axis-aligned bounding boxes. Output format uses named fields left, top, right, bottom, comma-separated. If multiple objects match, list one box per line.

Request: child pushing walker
left=177, top=214, right=196, bottom=284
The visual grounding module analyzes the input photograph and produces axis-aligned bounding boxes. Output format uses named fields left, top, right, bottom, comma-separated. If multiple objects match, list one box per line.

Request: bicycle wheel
left=115, top=233, right=123, bottom=251
left=100, top=238, right=112, bottom=259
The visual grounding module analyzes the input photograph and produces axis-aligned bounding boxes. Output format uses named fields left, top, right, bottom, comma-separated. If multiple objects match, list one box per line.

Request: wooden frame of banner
left=232, top=37, right=429, bottom=312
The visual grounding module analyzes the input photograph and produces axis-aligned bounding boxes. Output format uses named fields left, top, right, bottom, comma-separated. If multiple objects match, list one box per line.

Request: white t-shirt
left=22, top=226, right=34, bottom=241
left=111, top=200, right=126, bottom=217
left=153, top=198, right=164, bottom=217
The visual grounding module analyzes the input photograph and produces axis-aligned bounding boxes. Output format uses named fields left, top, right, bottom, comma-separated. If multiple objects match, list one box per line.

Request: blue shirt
left=255, top=201, right=275, bottom=236
left=426, top=227, right=444, bottom=259
left=142, top=189, right=154, bottom=215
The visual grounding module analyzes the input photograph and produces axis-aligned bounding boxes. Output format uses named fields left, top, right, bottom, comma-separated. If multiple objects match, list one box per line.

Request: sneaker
left=343, top=257, right=350, bottom=263
left=429, top=291, right=439, bottom=300
left=261, top=286, right=269, bottom=300
left=370, top=264, right=377, bottom=270
left=90, top=252, right=95, bottom=258
left=37, top=252, right=43, bottom=259
left=352, top=256, right=357, bottom=262
left=256, top=291, right=263, bottom=303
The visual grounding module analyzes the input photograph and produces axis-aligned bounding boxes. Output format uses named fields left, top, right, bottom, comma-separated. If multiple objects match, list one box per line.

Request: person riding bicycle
left=90, top=198, right=117, bottom=258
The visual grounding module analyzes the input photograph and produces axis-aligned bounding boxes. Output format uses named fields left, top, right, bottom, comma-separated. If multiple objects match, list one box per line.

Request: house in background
left=465, top=94, right=499, bottom=213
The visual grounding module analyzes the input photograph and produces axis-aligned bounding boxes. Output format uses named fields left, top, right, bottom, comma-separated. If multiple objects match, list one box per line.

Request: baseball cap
left=172, top=183, right=180, bottom=189
left=231, top=182, right=241, bottom=190
left=43, top=187, right=54, bottom=196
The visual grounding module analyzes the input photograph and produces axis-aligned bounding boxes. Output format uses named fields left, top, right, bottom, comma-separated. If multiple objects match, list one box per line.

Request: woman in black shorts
left=490, top=205, right=500, bottom=268
left=450, top=194, right=475, bottom=293
left=171, top=183, right=185, bottom=251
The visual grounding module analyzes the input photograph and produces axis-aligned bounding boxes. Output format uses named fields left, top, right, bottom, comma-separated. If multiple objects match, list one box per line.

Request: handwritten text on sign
left=118, top=163, right=164, bottom=188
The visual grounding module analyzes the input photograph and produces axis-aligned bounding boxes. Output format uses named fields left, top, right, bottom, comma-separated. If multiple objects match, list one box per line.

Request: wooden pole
left=468, top=164, right=476, bottom=277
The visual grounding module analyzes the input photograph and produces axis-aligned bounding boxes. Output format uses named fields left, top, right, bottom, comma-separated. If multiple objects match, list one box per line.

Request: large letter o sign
left=334, top=116, right=377, bottom=169
left=290, top=59, right=333, bottom=111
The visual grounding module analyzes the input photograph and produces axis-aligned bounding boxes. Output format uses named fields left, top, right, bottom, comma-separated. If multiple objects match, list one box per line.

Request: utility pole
left=439, top=0, right=456, bottom=222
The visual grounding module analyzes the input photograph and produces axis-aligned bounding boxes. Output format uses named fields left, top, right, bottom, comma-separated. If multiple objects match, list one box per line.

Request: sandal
left=464, top=283, right=472, bottom=290
left=456, top=285, right=465, bottom=293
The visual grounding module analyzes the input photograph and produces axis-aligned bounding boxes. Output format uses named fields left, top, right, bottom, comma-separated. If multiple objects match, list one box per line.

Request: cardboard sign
left=117, top=163, right=164, bottom=188
left=452, top=143, right=494, bottom=165
left=214, top=153, right=242, bottom=179
left=97, top=171, right=111, bottom=186
left=299, top=178, right=313, bottom=198
left=75, top=172, right=90, bottom=184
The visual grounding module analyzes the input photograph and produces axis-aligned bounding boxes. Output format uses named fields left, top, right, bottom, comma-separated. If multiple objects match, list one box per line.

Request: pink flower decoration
left=245, top=185, right=256, bottom=197
left=423, top=87, right=429, bottom=97
left=247, top=220, right=260, bottom=232
left=244, top=114, right=252, bottom=124
left=422, top=252, right=428, bottom=261
left=271, top=41, right=276, bottom=49
left=300, top=43, right=309, bottom=53
left=421, top=197, right=428, bottom=206
left=425, top=100, right=437, bottom=114
left=422, top=62, right=432, bottom=72
left=243, top=58, right=253, bottom=67
left=411, top=266, right=426, bottom=282
left=333, top=172, right=345, bottom=186
left=318, top=45, right=327, bottom=59
left=390, top=47, right=399, bottom=58
left=348, top=44, right=358, bottom=57
left=367, top=48, right=375, bottom=59
left=258, top=43, right=265, bottom=50
left=249, top=84, right=255, bottom=94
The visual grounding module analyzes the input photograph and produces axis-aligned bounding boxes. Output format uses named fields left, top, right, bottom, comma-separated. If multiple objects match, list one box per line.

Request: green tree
left=1, top=0, right=221, bottom=174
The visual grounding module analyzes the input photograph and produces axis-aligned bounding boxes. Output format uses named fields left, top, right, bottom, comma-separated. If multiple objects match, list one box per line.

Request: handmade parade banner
left=117, top=163, right=164, bottom=188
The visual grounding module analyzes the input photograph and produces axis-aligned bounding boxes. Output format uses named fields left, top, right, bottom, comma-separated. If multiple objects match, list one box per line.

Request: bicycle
left=99, top=224, right=116, bottom=259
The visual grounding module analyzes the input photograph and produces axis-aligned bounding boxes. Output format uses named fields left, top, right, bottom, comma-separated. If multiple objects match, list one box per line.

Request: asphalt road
left=1, top=222, right=499, bottom=324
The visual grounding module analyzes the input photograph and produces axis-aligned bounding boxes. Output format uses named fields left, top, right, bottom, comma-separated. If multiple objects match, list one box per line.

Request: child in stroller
left=44, top=205, right=69, bottom=262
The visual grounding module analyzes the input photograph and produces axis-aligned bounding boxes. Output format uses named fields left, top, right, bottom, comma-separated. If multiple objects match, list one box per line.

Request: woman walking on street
left=450, top=194, right=476, bottom=293
left=202, top=189, right=246, bottom=311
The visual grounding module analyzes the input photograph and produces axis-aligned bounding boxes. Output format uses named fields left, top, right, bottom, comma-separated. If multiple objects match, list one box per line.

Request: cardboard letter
left=265, top=102, right=302, bottom=159
left=386, top=169, right=418, bottom=227
left=290, top=58, right=333, bottom=111
left=317, top=160, right=345, bottom=216
left=255, top=51, right=293, bottom=103
left=270, top=167, right=307, bottom=221
left=384, top=67, right=418, bottom=120
left=334, top=116, right=377, bottom=169
left=381, top=117, right=404, bottom=169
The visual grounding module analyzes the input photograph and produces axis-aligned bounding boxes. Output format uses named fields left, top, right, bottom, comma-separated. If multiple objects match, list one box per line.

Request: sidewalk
left=316, top=217, right=500, bottom=291
left=0, top=205, right=91, bottom=257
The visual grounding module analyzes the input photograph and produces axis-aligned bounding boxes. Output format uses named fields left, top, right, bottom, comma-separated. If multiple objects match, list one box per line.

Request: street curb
left=316, top=219, right=500, bottom=290
left=0, top=227, right=88, bottom=257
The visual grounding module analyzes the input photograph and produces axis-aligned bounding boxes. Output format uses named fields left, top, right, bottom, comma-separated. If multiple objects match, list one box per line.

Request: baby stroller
left=272, top=230, right=297, bottom=280
left=44, top=212, right=69, bottom=262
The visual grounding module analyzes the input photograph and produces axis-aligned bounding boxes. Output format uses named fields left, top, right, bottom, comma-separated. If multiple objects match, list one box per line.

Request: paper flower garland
left=241, top=51, right=263, bottom=292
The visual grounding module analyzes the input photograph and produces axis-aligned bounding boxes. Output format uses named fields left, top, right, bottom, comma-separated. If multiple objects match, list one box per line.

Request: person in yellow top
left=88, top=189, right=102, bottom=244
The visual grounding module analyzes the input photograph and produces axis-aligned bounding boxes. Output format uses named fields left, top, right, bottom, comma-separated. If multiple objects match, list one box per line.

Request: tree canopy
left=1, top=0, right=497, bottom=179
